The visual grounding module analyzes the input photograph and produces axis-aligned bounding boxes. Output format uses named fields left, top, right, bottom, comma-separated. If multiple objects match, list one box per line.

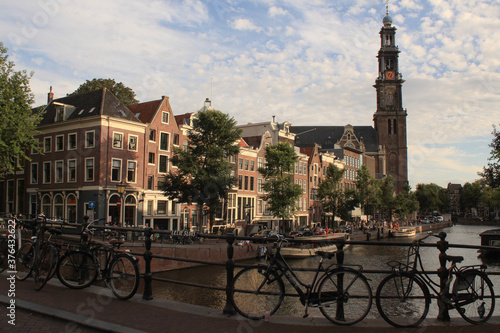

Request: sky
left=1, top=0, right=499, bottom=190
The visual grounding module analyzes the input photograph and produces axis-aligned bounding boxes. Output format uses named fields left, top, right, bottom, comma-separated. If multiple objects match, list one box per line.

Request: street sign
left=116, top=199, right=121, bottom=207
left=88, top=201, right=95, bottom=209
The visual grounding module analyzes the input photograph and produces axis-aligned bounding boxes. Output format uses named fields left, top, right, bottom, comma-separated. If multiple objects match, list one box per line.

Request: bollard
left=436, top=231, right=450, bottom=322
left=335, top=238, right=345, bottom=321
left=142, top=227, right=153, bottom=300
left=223, top=233, right=237, bottom=315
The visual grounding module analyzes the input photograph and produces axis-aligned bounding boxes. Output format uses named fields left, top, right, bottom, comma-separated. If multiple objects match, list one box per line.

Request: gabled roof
left=242, top=136, right=262, bottom=149
left=128, top=99, right=162, bottom=123
left=290, top=126, right=379, bottom=153
left=239, top=138, right=250, bottom=148
left=175, top=113, right=194, bottom=127
left=40, top=88, right=141, bottom=125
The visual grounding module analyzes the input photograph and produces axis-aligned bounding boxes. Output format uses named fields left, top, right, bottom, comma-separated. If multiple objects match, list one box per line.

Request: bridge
left=2, top=219, right=500, bottom=332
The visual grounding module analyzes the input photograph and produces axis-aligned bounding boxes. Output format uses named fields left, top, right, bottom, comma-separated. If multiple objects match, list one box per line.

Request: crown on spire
left=383, top=0, right=392, bottom=26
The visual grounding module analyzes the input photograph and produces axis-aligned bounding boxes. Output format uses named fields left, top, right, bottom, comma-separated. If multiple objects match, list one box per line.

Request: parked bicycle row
left=2, top=216, right=140, bottom=300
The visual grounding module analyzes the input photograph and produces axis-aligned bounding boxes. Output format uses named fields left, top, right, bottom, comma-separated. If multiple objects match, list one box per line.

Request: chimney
left=47, top=86, right=54, bottom=104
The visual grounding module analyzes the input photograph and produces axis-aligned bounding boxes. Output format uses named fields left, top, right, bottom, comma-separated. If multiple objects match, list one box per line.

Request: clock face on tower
left=386, top=71, right=395, bottom=80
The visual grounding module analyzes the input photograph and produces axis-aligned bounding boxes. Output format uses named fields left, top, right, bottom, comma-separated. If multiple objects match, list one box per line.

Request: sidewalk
left=1, top=272, right=499, bottom=333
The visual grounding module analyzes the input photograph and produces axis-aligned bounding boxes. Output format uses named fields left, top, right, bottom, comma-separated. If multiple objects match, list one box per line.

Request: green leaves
left=0, top=42, right=43, bottom=176
left=69, top=78, right=139, bottom=106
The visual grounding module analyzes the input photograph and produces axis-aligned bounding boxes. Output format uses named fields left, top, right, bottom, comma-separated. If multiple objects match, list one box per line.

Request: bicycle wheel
left=57, top=251, right=98, bottom=289
left=376, top=272, right=430, bottom=327
left=231, top=266, right=285, bottom=320
left=15, top=242, right=35, bottom=281
left=108, top=254, right=139, bottom=300
left=34, top=245, right=57, bottom=290
left=453, top=270, right=495, bottom=324
left=318, top=268, right=372, bottom=326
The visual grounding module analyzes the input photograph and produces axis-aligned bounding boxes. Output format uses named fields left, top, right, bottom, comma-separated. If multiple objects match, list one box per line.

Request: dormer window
left=55, top=107, right=64, bottom=122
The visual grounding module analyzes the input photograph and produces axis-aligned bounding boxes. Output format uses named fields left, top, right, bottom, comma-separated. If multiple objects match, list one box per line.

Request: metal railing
left=13, top=216, right=500, bottom=322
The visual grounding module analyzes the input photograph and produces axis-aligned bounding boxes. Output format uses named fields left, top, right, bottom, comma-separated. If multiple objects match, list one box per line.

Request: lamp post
left=116, top=182, right=126, bottom=226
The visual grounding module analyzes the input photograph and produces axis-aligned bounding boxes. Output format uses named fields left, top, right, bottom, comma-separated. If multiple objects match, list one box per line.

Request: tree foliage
left=355, top=164, right=378, bottom=216
left=0, top=42, right=43, bottom=176
left=479, top=125, right=500, bottom=188
left=415, top=183, right=449, bottom=215
left=258, top=142, right=303, bottom=222
left=160, top=109, right=242, bottom=223
left=69, top=78, right=139, bottom=106
left=318, top=163, right=346, bottom=223
left=394, top=184, right=419, bottom=218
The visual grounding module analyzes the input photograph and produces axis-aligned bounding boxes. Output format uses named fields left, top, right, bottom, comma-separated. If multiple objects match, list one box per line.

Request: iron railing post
left=436, top=231, right=450, bottom=322
left=223, top=233, right=237, bottom=315
left=143, top=227, right=153, bottom=300
left=335, top=238, right=346, bottom=321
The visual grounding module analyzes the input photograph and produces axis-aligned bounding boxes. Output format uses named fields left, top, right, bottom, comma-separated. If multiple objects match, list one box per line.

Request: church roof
left=290, top=126, right=379, bottom=153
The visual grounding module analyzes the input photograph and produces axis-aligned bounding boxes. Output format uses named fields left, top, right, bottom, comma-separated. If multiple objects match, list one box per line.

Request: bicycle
left=32, top=226, right=64, bottom=291
left=15, top=216, right=46, bottom=281
left=57, top=219, right=140, bottom=300
left=375, top=231, right=495, bottom=327
left=230, top=235, right=372, bottom=325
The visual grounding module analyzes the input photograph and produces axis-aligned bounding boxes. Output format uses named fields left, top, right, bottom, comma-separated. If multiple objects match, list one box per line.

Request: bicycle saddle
left=316, top=251, right=335, bottom=259
left=109, top=238, right=125, bottom=246
left=445, top=255, right=464, bottom=263
left=48, top=228, right=62, bottom=235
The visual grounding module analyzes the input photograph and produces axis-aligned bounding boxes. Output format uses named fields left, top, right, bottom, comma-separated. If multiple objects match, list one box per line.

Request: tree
left=460, top=180, right=483, bottom=213
left=394, top=184, right=419, bottom=220
left=69, top=78, right=139, bottom=106
left=479, top=125, right=500, bottom=188
left=318, top=163, right=345, bottom=228
left=378, top=176, right=395, bottom=219
left=415, top=183, right=449, bottom=215
left=258, top=142, right=303, bottom=231
left=355, top=164, right=376, bottom=217
left=0, top=42, right=44, bottom=176
left=160, top=109, right=242, bottom=227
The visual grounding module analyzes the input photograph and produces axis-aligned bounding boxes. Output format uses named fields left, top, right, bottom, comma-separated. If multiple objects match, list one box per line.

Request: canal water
left=152, top=224, right=500, bottom=318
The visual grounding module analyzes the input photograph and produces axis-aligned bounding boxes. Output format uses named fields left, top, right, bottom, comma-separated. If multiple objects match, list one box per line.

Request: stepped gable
left=40, top=88, right=141, bottom=125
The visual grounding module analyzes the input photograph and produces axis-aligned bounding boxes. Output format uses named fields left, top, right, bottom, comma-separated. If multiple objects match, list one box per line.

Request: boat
left=479, top=229, right=500, bottom=255
left=272, top=233, right=349, bottom=258
left=391, top=228, right=416, bottom=238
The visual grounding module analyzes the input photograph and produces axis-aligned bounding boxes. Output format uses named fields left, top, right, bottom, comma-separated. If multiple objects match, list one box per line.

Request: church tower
left=373, top=5, right=408, bottom=193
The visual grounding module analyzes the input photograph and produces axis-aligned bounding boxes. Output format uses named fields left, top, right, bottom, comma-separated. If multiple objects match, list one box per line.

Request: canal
left=151, top=224, right=500, bottom=319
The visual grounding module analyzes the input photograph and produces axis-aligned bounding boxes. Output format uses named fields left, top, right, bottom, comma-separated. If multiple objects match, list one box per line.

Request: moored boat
left=479, top=229, right=500, bottom=255
left=391, top=228, right=416, bottom=238
left=272, top=233, right=349, bottom=258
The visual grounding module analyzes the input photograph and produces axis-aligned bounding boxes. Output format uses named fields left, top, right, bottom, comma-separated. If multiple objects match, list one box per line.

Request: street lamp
left=117, top=182, right=126, bottom=226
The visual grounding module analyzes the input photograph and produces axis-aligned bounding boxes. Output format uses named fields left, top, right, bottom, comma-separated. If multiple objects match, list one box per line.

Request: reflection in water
left=152, top=225, right=500, bottom=318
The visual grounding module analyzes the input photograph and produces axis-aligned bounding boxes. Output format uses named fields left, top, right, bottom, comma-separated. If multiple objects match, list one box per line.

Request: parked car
left=289, top=227, right=313, bottom=237
left=252, top=229, right=280, bottom=238
left=435, top=216, right=443, bottom=222
left=421, top=218, right=430, bottom=224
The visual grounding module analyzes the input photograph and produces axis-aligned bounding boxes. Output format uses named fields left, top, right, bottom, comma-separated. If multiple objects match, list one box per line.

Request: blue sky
left=1, top=0, right=499, bottom=189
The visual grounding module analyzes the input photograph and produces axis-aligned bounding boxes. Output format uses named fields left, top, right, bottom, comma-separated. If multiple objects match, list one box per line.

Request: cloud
left=268, top=6, right=289, bottom=17
left=230, top=18, right=262, bottom=32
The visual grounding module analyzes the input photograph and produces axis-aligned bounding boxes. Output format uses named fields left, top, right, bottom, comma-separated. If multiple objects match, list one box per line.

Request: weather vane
left=386, top=0, right=390, bottom=16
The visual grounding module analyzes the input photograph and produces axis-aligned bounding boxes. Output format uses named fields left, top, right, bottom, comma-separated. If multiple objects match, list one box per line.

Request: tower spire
left=386, top=0, right=390, bottom=16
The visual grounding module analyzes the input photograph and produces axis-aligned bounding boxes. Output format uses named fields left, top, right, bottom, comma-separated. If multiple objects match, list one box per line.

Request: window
left=159, top=155, right=168, bottom=173
left=162, top=111, right=169, bottom=123
left=238, top=158, right=243, bottom=170
left=111, top=159, right=122, bottom=182
left=149, top=129, right=156, bottom=142
left=250, top=177, right=254, bottom=191
left=257, top=178, right=263, bottom=193
left=244, top=176, right=249, bottom=190
left=147, top=201, right=153, bottom=215
left=295, top=162, right=298, bottom=174
left=160, top=132, right=170, bottom=151
left=55, top=160, right=63, bottom=183
left=393, top=119, right=397, bottom=134
left=54, top=195, right=64, bottom=220
left=182, top=140, right=188, bottom=151
left=157, top=201, right=167, bottom=214
left=258, top=157, right=263, bottom=169
left=55, top=107, right=64, bottom=122
left=127, top=161, right=137, bottom=182
left=43, top=162, right=51, bottom=183
left=68, top=133, right=77, bottom=150
left=147, top=176, right=154, bottom=190
left=113, top=133, right=123, bottom=149
left=148, top=152, right=155, bottom=164
left=171, top=201, right=177, bottom=215
left=56, top=135, right=64, bottom=151
left=68, top=159, right=76, bottom=182
left=128, top=135, right=138, bottom=151
left=31, top=163, right=38, bottom=184
left=173, top=134, right=179, bottom=146
left=85, top=158, right=94, bottom=182
left=238, top=175, right=243, bottom=190
left=244, top=159, right=249, bottom=170
left=85, top=131, right=95, bottom=148
left=44, top=137, right=52, bottom=153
